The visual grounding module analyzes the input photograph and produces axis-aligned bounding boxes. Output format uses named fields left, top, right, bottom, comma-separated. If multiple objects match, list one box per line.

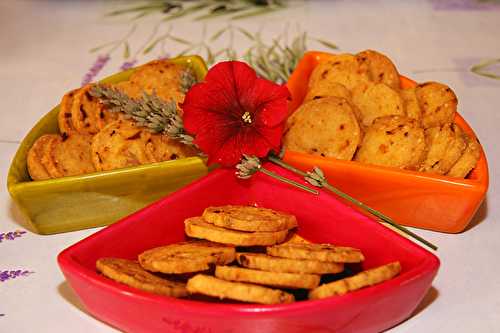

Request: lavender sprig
left=81, top=54, right=110, bottom=86
left=0, top=270, right=34, bottom=283
left=0, top=230, right=26, bottom=243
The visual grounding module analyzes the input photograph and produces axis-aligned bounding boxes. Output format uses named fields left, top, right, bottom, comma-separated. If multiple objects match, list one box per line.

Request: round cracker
left=139, top=240, right=235, bottom=274
left=236, top=252, right=344, bottom=274
left=415, top=82, right=457, bottom=128
left=419, top=123, right=467, bottom=174
left=351, top=82, right=405, bottom=127
left=45, top=133, right=95, bottom=177
left=400, top=87, right=422, bottom=122
left=40, top=135, right=64, bottom=178
left=267, top=243, right=365, bottom=263
left=27, top=134, right=58, bottom=180
left=215, top=265, right=320, bottom=290
left=304, top=81, right=352, bottom=103
left=283, top=97, right=362, bottom=160
left=58, top=88, right=79, bottom=136
left=446, top=132, right=481, bottom=178
left=355, top=50, right=400, bottom=90
left=96, top=258, right=188, bottom=298
left=145, top=133, right=199, bottom=163
left=91, top=119, right=155, bottom=171
left=184, top=217, right=289, bottom=246
left=309, top=262, right=401, bottom=300
left=202, top=205, right=298, bottom=232
left=354, top=115, right=426, bottom=169
left=186, top=274, right=295, bottom=304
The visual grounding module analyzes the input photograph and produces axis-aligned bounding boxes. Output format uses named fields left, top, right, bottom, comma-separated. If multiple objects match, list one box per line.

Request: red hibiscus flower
left=181, top=61, right=290, bottom=167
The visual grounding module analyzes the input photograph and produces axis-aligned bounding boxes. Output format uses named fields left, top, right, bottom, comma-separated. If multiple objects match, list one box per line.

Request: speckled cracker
left=184, top=217, right=289, bottom=246
left=304, top=81, right=352, bottom=103
left=309, top=262, right=401, bottom=300
left=415, top=82, right=457, bottom=128
left=96, top=257, right=188, bottom=298
left=354, top=115, right=426, bottom=169
left=236, top=252, right=344, bottom=274
left=44, top=133, right=95, bottom=177
left=202, top=205, right=298, bottom=232
left=27, top=134, right=58, bottom=180
left=40, top=134, right=64, bottom=178
left=215, top=265, right=320, bottom=290
left=355, top=50, right=400, bottom=90
left=58, top=89, right=79, bottom=136
left=400, top=87, right=422, bottom=122
left=138, top=240, right=236, bottom=274
left=351, top=82, right=405, bottom=127
left=446, top=132, right=481, bottom=178
left=419, top=123, right=467, bottom=174
left=186, top=274, right=295, bottom=304
left=284, top=97, right=362, bottom=160
left=267, top=243, right=365, bottom=264
left=145, top=133, right=199, bottom=163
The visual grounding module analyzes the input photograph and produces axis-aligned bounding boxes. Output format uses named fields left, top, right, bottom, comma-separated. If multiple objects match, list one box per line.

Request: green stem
left=258, top=167, right=319, bottom=195
left=268, top=155, right=437, bottom=251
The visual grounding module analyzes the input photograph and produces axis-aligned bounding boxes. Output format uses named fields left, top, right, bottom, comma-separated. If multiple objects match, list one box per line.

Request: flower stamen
left=242, top=111, right=252, bottom=124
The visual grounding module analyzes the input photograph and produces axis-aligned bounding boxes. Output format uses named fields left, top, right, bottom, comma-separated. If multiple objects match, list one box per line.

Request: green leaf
left=123, top=42, right=130, bottom=58
left=106, top=3, right=166, bottom=17
left=236, top=27, right=255, bottom=40
left=314, top=38, right=338, bottom=50
left=209, top=27, right=228, bottom=41
left=470, top=58, right=500, bottom=80
left=167, top=35, right=192, bottom=45
left=89, top=40, right=120, bottom=53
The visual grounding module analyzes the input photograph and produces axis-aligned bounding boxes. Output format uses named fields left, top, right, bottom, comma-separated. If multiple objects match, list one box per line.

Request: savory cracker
left=304, top=81, right=352, bottom=103
left=27, top=134, right=57, bottom=180
left=415, top=82, right=457, bottom=128
left=355, top=50, right=400, bottom=90
left=351, top=82, right=405, bottom=127
left=236, top=252, right=344, bottom=274
left=308, top=261, right=401, bottom=300
left=419, top=123, right=467, bottom=174
left=202, top=205, right=298, bottom=232
left=215, top=265, right=320, bottom=290
left=139, top=240, right=235, bottom=274
left=91, top=119, right=155, bottom=171
left=145, top=133, right=199, bottom=163
left=186, top=274, right=295, bottom=304
left=58, top=89, right=79, bottom=135
left=40, top=135, right=64, bottom=178
left=447, top=132, right=481, bottom=178
left=184, top=217, right=289, bottom=246
left=283, top=97, right=362, bottom=160
left=400, top=87, right=422, bottom=122
left=44, top=133, right=95, bottom=177
left=267, top=243, right=365, bottom=263
left=354, top=115, right=426, bottom=169
left=96, top=257, right=188, bottom=298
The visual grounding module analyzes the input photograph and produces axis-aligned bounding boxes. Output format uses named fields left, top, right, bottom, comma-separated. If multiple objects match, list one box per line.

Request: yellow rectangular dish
left=7, top=56, right=209, bottom=235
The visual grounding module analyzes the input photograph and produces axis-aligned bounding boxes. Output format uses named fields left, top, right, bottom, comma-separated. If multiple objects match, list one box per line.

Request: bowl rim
left=284, top=50, right=489, bottom=190
left=58, top=166, right=440, bottom=315
left=7, top=55, right=209, bottom=193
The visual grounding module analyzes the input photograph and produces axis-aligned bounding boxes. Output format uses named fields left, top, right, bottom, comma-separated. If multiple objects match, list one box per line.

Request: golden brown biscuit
left=351, top=82, right=405, bottom=127
left=283, top=97, right=362, bottom=160
left=267, top=243, right=365, bottom=263
left=202, top=205, right=298, bottom=232
left=400, top=88, right=422, bottom=122
left=309, top=262, right=401, bottom=300
left=304, top=81, right=352, bottom=103
left=184, top=217, right=289, bottom=246
left=138, top=240, right=236, bottom=274
left=91, top=119, right=155, bottom=171
left=96, top=257, right=188, bottom=298
left=447, top=132, right=481, bottom=178
left=58, top=89, right=79, bottom=136
left=27, top=134, right=58, bottom=180
left=215, top=265, right=320, bottom=290
left=186, top=274, right=295, bottom=304
left=145, top=133, right=199, bottom=163
left=419, top=123, right=467, bottom=174
left=236, top=252, right=344, bottom=274
left=354, top=115, right=426, bottom=169
left=355, top=50, right=400, bottom=90
left=40, top=135, right=64, bottom=178
left=43, top=133, right=95, bottom=177
left=416, top=82, right=457, bottom=128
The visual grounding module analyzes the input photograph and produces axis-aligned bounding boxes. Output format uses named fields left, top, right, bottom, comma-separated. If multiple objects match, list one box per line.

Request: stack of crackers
left=27, top=60, right=197, bottom=181
left=283, top=50, right=481, bottom=178
left=96, top=205, right=401, bottom=305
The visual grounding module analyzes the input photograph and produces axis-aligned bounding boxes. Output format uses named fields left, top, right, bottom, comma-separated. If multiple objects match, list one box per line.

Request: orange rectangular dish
left=283, top=51, right=488, bottom=233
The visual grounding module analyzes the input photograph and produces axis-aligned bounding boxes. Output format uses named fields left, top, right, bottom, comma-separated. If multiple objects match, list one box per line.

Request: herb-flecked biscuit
left=58, top=89, right=79, bottom=136
left=304, top=81, right=352, bottom=103
left=145, top=133, right=199, bottom=163
left=283, top=97, right=362, bottom=160
left=415, top=82, right=457, bottom=128
left=139, top=240, right=235, bottom=274
left=446, top=132, right=481, bottom=178
left=184, top=217, right=289, bottom=246
left=44, top=133, right=95, bottom=177
left=351, top=82, right=405, bottom=127
left=27, top=134, right=58, bottom=180
left=236, top=252, right=344, bottom=274
left=308, top=54, right=371, bottom=91
left=355, top=50, right=400, bottom=90
left=215, top=266, right=320, bottom=290
left=308, top=262, right=401, bottom=300
left=96, top=257, right=188, bottom=298
left=186, top=274, right=295, bottom=304
left=40, top=135, right=64, bottom=178
left=202, top=205, right=298, bottom=232
left=400, top=88, right=422, bottom=122
left=91, top=119, right=155, bottom=171
left=267, top=243, right=365, bottom=263
left=354, top=115, right=426, bottom=169
left=419, top=123, right=467, bottom=174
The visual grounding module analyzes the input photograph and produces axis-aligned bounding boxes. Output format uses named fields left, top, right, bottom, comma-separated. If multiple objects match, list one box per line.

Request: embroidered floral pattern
left=0, top=230, right=26, bottom=243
